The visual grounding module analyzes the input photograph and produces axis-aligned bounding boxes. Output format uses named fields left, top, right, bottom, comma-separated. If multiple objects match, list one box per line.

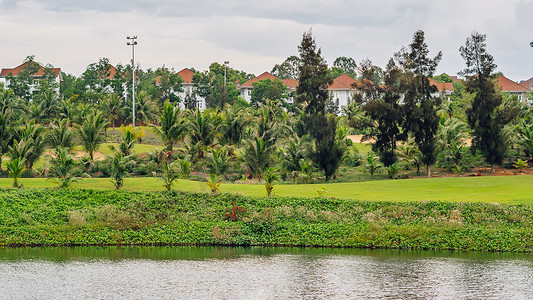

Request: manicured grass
left=3, top=175, right=533, bottom=204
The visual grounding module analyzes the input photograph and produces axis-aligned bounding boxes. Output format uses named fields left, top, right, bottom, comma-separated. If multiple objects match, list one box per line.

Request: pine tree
left=397, top=30, right=442, bottom=177
left=361, top=59, right=405, bottom=166
left=295, top=30, right=343, bottom=180
left=460, top=32, right=517, bottom=173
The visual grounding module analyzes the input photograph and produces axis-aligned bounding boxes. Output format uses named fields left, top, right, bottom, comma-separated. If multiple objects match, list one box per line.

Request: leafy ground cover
left=1, top=188, right=532, bottom=251
left=0, top=175, right=533, bottom=204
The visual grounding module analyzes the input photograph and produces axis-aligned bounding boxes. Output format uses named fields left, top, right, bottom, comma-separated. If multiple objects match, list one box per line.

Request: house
left=237, top=71, right=298, bottom=103
left=328, top=74, right=358, bottom=108
left=497, top=75, right=530, bottom=103
left=519, top=77, right=533, bottom=90
left=156, top=68, right=206, bottom=110
left=0, top=61, right=62, bottom=93
left=428, top=78, right=454, bottom=97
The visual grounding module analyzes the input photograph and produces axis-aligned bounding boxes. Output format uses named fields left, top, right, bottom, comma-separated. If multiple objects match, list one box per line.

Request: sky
left=1, top=0, right=533, bottom=81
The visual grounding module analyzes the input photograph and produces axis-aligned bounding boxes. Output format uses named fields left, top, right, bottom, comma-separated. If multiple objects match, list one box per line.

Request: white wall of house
left=329, top=89, right=353, bottom=109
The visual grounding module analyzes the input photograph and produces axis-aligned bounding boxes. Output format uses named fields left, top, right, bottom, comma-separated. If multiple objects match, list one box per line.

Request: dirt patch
left=74, top=151, right=106, bottom=161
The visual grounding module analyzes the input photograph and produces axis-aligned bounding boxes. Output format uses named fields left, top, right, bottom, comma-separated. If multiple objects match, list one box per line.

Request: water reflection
left=0, top=247, right=532, bottom=299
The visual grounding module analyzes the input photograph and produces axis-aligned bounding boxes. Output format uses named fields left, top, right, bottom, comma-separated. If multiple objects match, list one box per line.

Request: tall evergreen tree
left=460, top=32, right=517, bottom=173
left=295, top=30, right=343, bottom=180
left=362, top=59, right=405, bottom=166
left=397, top=30, right=442, bottom=177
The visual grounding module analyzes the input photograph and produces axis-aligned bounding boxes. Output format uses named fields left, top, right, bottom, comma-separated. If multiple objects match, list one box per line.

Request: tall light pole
left=224, top=61, right=229, bottom=87
left=127, top=36, right=138, bottom=128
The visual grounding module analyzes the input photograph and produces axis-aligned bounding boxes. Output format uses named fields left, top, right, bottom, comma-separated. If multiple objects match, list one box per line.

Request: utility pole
left=127, top=36, right=138, bottom=128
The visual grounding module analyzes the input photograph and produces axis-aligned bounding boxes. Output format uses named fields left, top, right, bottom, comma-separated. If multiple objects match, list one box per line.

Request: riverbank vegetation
left=1, top=188, right=532, bottom=252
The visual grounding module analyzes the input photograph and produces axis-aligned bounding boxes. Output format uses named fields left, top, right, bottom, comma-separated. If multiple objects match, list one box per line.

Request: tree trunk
left=491, top=163, right=494, bottom=174
left=427, top=164, right=431, bottom=178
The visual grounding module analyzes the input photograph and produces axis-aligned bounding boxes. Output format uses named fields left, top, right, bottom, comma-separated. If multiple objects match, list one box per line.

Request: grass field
left=4, top=175, right=533, bottom=204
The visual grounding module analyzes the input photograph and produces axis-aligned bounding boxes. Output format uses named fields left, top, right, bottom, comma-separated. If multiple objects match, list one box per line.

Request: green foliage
left=271, top=55, right=301, bottom=79
left=159, top=161, right=180, bottom=191
left=6, top=158, right=26, bottom=188
left=362, top=59, right=404, bottom=167
left=177, top=158, right=192, bottom=179
left=513, top=159, right=528, bottom=173
left=47, top=119, right=74, bottom=151
left=365, top=150, right=382, bottom=176
left=153, top=101, right=185, bottom=152
left=263, top=167, right=279, bottom=197
left=386, top=162, right=400, bottom=179
left=2, top=188, right=533, bottom=252
left=110, top=152, right=128, bottom=190
left=460, top=32, right=519, bottom=173
left=207, top=174, right=222, bottom=195
left=49, top=147, right=79, bottom=188
left=207, top=146, right=230, bottom=176
left=250, top=78, right=288, bottom=106
left=333, top=56, right=357, bottom=78
left=397, top=30, right=442, bottom=177
left=76, top=111, right=109, bottom=164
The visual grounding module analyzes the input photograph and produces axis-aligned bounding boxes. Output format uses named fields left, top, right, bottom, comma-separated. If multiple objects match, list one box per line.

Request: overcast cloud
left=1, top=0, right=532, bottom=81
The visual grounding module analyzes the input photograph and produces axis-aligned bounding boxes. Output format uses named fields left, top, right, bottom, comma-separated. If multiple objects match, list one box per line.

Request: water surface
left=0, top=247, right=531, bottom=299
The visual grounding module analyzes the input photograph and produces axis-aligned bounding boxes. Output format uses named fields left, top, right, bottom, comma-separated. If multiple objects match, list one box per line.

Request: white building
left=328, top=74, right=357, bottom=108
left=238, top=72, right=298, bottom=104
left=0, top=61, right=62, bottom=93
left=156, top=68, right=206, bottom=110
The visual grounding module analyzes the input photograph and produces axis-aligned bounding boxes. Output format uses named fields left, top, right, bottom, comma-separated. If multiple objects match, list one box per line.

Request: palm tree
left=207, top=146, right=229, bottom=176
left=49, top=147, right=78, bottom=188
left=264, top=167, right=279, bottom=197
left=6, top=157, right=26, bottom=188
left=206, top=173, right=222, bottom=195
left=0, top=90, right=18, bottom=171
left=17, top=121, right=46, bottom=170
left=152, top=101, right=185, bottom=152
left=436, top=117, right=469, bottom=151
left=36, top=89, right=60, bottom=123
left=279, top=134, right=311, bottom=176
left=101, top=93, right=124, bottom=132
left=127, top=91, right=156, bottom=126
left=243, top=136, right=274, bottom=179
left=513, top=159, right=528, bottom=173
left=187, top=108, right=220, bottom=159
left=159, top=161, right=180, bottom=191
left=218, top=103, right=250, bottom=147
left=47, top=119, right=74, bottom=151
left=515, top=120, right=533, bottom=158
left=365, top=150, right=382, bottom=176
left=110, top=152, right=128, bottom=189
left=76, top=112, right=109, bottom=165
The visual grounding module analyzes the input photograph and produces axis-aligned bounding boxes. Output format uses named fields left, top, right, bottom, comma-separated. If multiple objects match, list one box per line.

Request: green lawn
left=4, top=175, right=533, bottom=204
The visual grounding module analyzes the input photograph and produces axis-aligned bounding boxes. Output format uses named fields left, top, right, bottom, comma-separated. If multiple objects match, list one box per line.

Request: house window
left=247, top=90, right=251, bottom=96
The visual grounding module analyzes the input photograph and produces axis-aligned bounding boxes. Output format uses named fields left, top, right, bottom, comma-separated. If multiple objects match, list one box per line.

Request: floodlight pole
left=127, top=36, right=138, bottom=128
left=224, top=61, right=229, bottom=87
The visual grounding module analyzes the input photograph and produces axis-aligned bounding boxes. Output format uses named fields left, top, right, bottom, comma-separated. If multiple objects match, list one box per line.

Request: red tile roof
left=280, top=79, right=298, bottom=89
left=0, top=61, right=61, bottom=78
left=429, top=78, right=454, bottom=93
left=238, top=72, right=278, bottom=88
left=497, top=75, right=529, bottom=92
left=519, top=77, right=533, bottom=90
left=329, top=74, right=357, bottom=90
left=105, top=65, right=118, bottom=79
left=177, top=68, right=195, bottom=84
left=238, top=71, right=298, bottom=89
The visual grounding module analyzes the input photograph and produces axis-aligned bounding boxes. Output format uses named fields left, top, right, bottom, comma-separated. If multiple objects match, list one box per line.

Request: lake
left=0, top=246, right=532, bottom=299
